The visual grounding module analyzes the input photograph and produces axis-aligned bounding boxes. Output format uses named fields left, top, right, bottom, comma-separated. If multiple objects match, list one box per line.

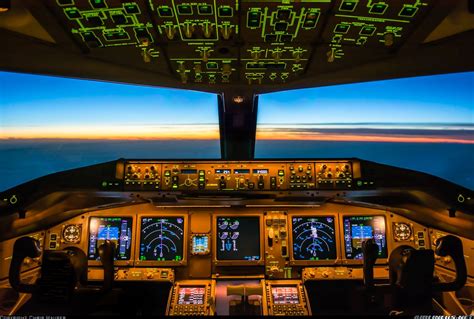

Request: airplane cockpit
left=0, top=0, right=473, bottom=317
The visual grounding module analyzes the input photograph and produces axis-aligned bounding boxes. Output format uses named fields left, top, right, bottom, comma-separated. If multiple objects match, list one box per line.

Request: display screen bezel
left=341, top=213, right=390, bottom=264
left=288, top=213, right=340, bottom=266
left=213, top=214, right=264, bottom=266
left=135, top=214, right=188, bottom=266
left=87, top=214, right=136, bottom=266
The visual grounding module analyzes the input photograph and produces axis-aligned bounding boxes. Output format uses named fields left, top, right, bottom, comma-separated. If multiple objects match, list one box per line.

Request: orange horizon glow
left=1, top=125, right=473, bottom=144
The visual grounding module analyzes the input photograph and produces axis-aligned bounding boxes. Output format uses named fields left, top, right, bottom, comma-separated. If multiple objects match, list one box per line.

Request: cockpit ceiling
left=1, top=0, right=473, bottom=93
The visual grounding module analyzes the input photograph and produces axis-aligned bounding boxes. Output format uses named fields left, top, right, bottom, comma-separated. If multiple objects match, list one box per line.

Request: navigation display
left=343, top=215, right=388, bottom=259
left=272, top=286, right=300, bottom=304
left=88, top=217, right=132, bottom=260
left=177, top=287, right=206, bottom=305
left=139, top=217, right=185, bottom=262
left=216, top=216, right=260, bottom=261
left=292, top=216, right=337, bottom=261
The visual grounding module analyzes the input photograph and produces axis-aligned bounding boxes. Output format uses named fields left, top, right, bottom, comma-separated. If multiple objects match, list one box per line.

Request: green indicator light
left=135, top=28, right=150, bottom=41
left=65, top=8, right=81, bottom=19
left=207, top=62, right=218, bottom=69
left=359, top=25, right=376, bottom=36
left=57, top=0, right=74, bottom=6
left=158, top=6, right=173, bottom=17
left=369, top=3, right=388, bottom=15
left=340, top=0, right=358, bottom=12
left=177, top=4, right=192, bottom=15
left=124, top=4, right=139, bottom=14
left=90, top=0, right=106, bottom=9
left=104, top=31, right=129, bottom=41
left=198, top=5, right=213, bottom=15
left=247, top=11, right=261, bottom=28
left=399, top=5, right=418, bottom=18
left=334, top=23, right=350, bottom=34
left=111, top=14, right=126, bottom=25
left=101, top=181, right=107, bottom=187
left=274, top=22, right=288, bottom=32
left=218, top=6, right=233, bottom=17
left=81, top=32, right=101, bottom=48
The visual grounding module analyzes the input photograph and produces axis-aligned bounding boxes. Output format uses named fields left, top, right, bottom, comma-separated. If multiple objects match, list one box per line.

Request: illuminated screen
left=272, top=286, right=300, bottom=304
left=216, top=216, right=260, bottom=261
left=343, top=215, right=388, bottom=259
left=292, top=216, right=337, bottom=260
left=88, top=217, right=132, bottom=260
left=191, top=235, right=210, bottom=254
left=177, top=286, right=206, bottom=305
left=139, top=217, right=185, bottom=261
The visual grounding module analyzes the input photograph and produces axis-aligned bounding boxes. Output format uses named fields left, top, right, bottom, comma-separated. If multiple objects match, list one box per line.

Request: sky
left=0, top=70, right=473, bottom=142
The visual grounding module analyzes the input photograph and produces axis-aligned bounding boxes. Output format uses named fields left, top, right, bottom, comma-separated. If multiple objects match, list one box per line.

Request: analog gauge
left=62, top=224, right=82, bottom=243
left=393, top=222, right=412, bottom=241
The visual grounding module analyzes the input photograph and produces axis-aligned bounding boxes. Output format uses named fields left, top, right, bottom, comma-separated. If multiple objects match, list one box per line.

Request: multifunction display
left=292, top=216, right=337, bottom=261
left=272, top=286, right=300, bottom=304
left=88, top=217, right=133, bottom=260
left=177, top=287, right=206, bottom=305
left=216, top=216, right=260, bottom=261
left=139, top=217, right=185, bottom=261
left=343, top=215, right=388, bottom=259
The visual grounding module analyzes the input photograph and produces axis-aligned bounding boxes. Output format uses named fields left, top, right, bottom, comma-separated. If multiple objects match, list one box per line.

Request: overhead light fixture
left=0, top=0, right=10, bottom=12
left=233, top=96, right=244, bottom=104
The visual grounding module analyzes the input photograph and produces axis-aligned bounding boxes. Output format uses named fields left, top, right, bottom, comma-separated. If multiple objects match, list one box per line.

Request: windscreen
left=0, top=71, right=219, bottom=191
left=256, top=72, right=474, bottom=190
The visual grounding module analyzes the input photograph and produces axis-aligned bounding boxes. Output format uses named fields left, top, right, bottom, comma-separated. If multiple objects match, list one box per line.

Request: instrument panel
left=121, top=160, right=359, bottom=191
left=43, top=203, right=430, bottom=273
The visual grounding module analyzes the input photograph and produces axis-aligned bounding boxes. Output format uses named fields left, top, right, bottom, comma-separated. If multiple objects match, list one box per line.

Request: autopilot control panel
left=121, top=160, right=358, bottom=191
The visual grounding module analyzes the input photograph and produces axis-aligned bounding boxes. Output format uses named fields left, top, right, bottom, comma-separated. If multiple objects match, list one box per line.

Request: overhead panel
left=44, top=0, right=436, bottom=87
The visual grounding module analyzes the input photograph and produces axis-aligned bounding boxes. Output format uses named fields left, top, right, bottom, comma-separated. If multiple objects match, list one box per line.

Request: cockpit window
left=255, top=71, right=474, bottom=189
left=0, top=71, right=219, bottom=191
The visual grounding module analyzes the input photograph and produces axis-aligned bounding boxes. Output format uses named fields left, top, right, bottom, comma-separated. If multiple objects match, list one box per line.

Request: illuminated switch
left=124, top=4, right=139, bottom=14
left=274, top=22, right=288, bottom=32
left=158, top=6, right=173, bottom=17
left=370, top=3, right=388, bottom=14
left=81, top=32, right=101, bottom=48
left=399, top=5, right=418, bottom=17
left=135, top=28, right=151, bottom=43
left=304, top=12, right=319, bottom=28
left=91, top=0, right=106, bottom=9
left=86, top=15, right=103, bottom=26
left=334, top=23, right=350, bottom=34
left=198, top=4, right=212, bottom=15
left=104, top=31, right=128, bottom=41
left=277, top=9, right=291, bottom=21
left=265, top=34, right=278, bottom=43
left=164, top=170, right=171, bottom=177
left=177, top=4, right=192, bottom=15
left=111, top=14, right=126, bottom=25
left=218, top=6, right=233, bottom=17
left=280, top=34, right=292, bottom=43
left=360, top=25, right=376, bottom=36
left=339, top=0, right=357, bottom=12
left=247, top=11, right=261, bottom=28
left=207, top=62, right=218, bottom=70
left=65, top=9, right=81, bottom=19
left=278, top=170, right=284, bottom=176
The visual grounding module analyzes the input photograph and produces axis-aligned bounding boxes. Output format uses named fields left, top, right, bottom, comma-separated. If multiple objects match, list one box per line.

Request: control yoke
left=361, top=235, right=467, bottom=298
left=9, top=236, right=117, bottom=296
left=9, top=237, right=41, bottom=293
left=433, top=235, right=467, bottom=291
left=361, top=238, right=379, bottom=289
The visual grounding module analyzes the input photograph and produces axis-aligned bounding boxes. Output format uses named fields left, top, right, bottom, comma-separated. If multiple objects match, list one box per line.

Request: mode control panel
left=121, top=160, right=356, bottom=191
left=302, top=266, right=389, bottom=281
left=88, top=267, right=174, bottom=282
left=167, top=280, right=215, bottom=316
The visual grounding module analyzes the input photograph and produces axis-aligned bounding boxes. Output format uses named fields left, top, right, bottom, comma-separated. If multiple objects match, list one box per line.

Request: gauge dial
left=393, top=222, right=412, bottom=241
left=62, top=224, right=82, bottom=243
